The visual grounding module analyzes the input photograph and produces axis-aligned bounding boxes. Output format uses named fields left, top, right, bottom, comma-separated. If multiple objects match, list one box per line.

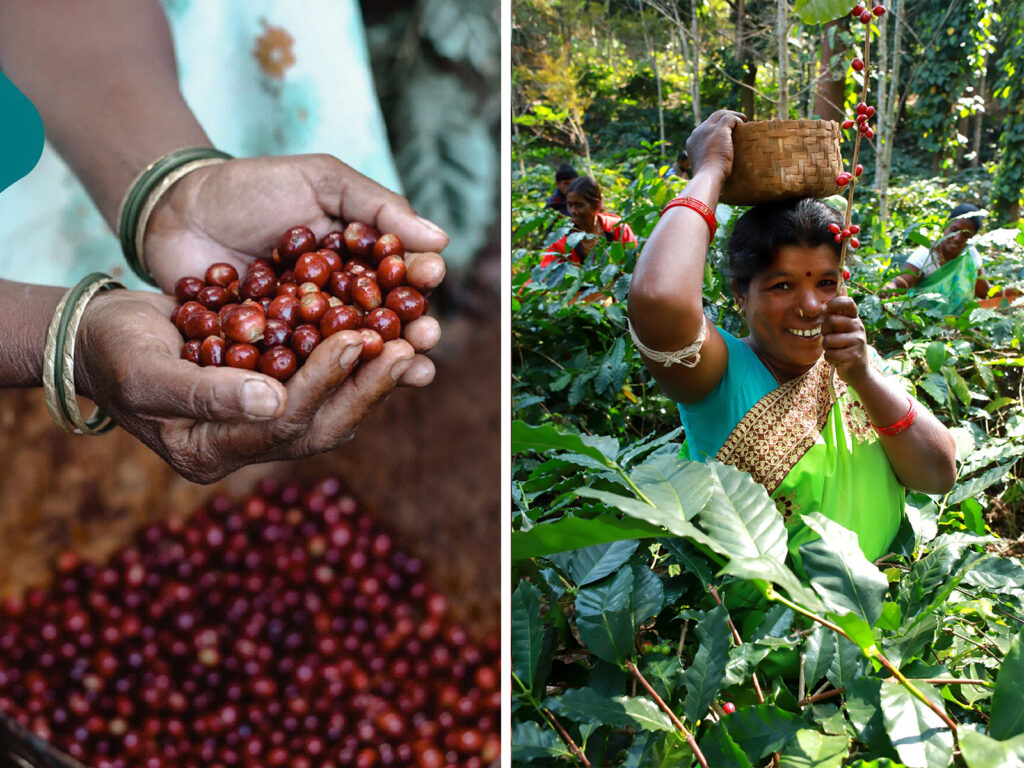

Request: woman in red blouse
left=540, top=176, right=637, bottom=268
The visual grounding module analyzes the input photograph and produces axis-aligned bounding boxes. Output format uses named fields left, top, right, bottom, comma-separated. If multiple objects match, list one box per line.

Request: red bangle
left=660, top=196, right=717, bottom=240
left=871, top=397, right=918, bottom=436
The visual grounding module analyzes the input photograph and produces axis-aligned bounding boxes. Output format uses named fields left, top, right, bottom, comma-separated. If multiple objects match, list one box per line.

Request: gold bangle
left=43, top=273, right=124, bottom=434
left=133, top=157, right=230, bottom=279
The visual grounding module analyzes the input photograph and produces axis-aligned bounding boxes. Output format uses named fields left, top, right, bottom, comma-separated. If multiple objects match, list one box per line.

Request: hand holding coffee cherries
left=75, top=286, right=422, bottom=484
left=140, top=154, right=447, bottom=297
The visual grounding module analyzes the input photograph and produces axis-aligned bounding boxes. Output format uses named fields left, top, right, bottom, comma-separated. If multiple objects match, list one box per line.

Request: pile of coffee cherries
left=171, top=223, right=428, bottom=382
left=0, top=478, right=499, bottom=768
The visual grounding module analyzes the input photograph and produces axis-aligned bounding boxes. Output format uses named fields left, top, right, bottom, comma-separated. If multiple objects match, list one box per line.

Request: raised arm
left=627, top=110, right=744, bottom=404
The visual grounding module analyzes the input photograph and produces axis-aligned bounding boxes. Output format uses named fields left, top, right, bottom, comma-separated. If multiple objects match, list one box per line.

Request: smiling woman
left=627, top=109, right=957, bottom=562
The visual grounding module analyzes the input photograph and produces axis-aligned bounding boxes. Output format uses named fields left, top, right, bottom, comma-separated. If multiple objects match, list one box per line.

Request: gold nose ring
left=797, top=308, right=805, bottom=318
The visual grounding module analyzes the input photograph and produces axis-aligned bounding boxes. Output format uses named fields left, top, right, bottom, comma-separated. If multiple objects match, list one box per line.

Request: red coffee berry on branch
left=722, top=702, right=736, bottom=714
left=843, top=267, right=852, bottom=280
left=851, top=4, right=865, bottom=15
left=850, top=224, right=861, bottom=234
left=842, top=119, right=855, bottom=130
left=856, top=102, right=868, bottom=115
left=851, top=57, right=865, bottom=72
left=873, top=4, right=885, bottom=15
left=849, top=237, right=860, bottom=249
left=855, top=164, right=864, bottom=176
left=860, top=10, right=872, bottom=22
left=828, top=223, right=842, bottom=234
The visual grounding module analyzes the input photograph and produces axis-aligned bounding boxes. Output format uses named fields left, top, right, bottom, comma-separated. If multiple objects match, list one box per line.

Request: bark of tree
left=877, top=0, right=902, bottom=222
left=776, top=0, right=789, bottom=118
left=971, top=58, right=987, bottom=168
left=638, top=3, right=666, bottom=158
left=691, top=0, right=701, bottom=124
left=813, top=19, right=848, bottom=121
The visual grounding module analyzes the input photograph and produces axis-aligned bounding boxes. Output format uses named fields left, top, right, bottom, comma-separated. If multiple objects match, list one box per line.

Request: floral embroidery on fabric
left=253, top=20, right=296, bottom=79
left=716, top=359, right=846, bottom=495
left=775, top=494, right=796, bottom=521
left=843, top=397, right=875, bottom=443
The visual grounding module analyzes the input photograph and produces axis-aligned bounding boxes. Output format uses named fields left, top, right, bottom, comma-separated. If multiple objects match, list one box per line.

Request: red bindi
left=805, top=271, right=812, bottom=277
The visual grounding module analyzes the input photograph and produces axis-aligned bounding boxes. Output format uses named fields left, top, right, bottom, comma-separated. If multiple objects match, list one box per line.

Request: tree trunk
left=691, top=0, right=701, bottom=124
left=743, top=63, right=757, bottom=120
left=777, top=0, right=789, bottom=118
left=813, top=19, right=847, bottom=121
left=971, top=57, right=987, bottom=168
left=639, top=3, right=666, bottom=158
left=877, top=0, right=902, bottom=222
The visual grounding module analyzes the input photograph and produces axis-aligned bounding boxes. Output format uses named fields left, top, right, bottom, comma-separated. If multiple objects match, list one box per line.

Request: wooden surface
left=0, top=298, right=499, bottom=638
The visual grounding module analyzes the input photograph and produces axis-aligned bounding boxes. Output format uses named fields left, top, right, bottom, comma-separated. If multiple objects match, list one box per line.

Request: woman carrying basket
left=628, top=110, right=956, bottom=560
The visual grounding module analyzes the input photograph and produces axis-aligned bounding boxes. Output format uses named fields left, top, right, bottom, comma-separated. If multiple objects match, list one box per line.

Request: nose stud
left=797, top=308, right=805, bottom=319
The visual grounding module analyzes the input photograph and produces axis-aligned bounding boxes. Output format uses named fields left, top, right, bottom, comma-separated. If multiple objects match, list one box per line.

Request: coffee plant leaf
left=576, top=488, right=722, bottom=552
left=511, top=719, right=573, bottom=762
left=697, top=461, right=788, bottom=564
left=800, top=513, right=889, bottom=626
left=899, top=537, right=986, bottom=628
left=659, top=538, right=716, bottom=586
left=697, top=719, right=754, bottom=768
left=681, top=605, right=732, bottom=723
left=630, top=455, right=715, bottom=523
left=778, top=729, right=849, bottom=768
left=802, top=625, right=837, bottom=690
left=845, top=677, right=900, bottom=759
left=551, top=540, right=638, bottom=587
left=575, top=566, right=637, bottom=665
left=723, top=639, right=791, bottom=687
left=925, top=342, right=947, bottom=373
left=793, top=0, right=856, bottom=24
left=639, top=653, right=684, bottom=703
left=963, top=555, right=1024, bottom=595
left=989, top=630, right=1024, bottom=740
left=826, top=634, right=866, bottom=690
left=631, top=561, right=665, bottom=626
left=846, top=762, right=909, bottom=768
left=829, top=613, right=876, bottom=653
left=959, top=727, right=1024, bottom=768
left=701, top=705, right=807, bottom=763
left=512, top=421, right=619, bottom=469
left=511, top=581, right=545, bottom=694
left=947, top=458, right=1019, bottom=505
left=512, top=513, right=664, bottom=561
left=419, top=0, right=498, bottom=77
left=878, top=681, right=954, bottom=768
left=619, top=427, right=684, bottom=467
left=721, top=555, right=826, bottom=614
left=752, top=604, right=796, bottom=640
left=545, top=686, right=675, bottom=732
left=626, top=732, right=694, bottom=768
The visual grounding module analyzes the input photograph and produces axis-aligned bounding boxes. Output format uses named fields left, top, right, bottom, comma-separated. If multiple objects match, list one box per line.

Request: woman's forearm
left=0, top=0, right=211, bottom=228
left=0, top=280, right=64, bottom=387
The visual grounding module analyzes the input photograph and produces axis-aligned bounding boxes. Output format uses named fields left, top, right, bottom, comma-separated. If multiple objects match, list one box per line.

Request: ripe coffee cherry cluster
left=828, top=221, right=861, bottom=250
left=850, top=2, right=885, bottom=23
left=840, top=102, right=877, bottom=141
left=171, top=223, right=428, bottom=382
left=0, top=478, right=499, bottom=768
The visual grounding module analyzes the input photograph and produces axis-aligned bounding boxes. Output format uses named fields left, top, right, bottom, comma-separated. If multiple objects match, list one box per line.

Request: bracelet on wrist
left=117, top=147, right=233, bottom=285
left=871, top=396, right=918, bottom=437
left=42, top=273, right=124, bottom=435
left=659, top=196, right=718, bottom=240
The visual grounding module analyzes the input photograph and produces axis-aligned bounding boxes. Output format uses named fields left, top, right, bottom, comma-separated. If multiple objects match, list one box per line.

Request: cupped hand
left=685, top=110, right=746, bottom=181
left=820, top=295, right=872, bottom=386
left=75, top=288, right=428, bottom=484
left=142, top=153, right=448, bottom=298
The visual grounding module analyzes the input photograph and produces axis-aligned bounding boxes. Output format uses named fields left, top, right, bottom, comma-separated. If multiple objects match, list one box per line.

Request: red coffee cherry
left=316, top=248, right=343, bottom=274
left=362, top=308, right=401, bottom=342
left=174, top=300, right=205, bottom=334
left=849, top=224, right=861, bottom=234
left=327, top=271, right=352, bottom=303
left=275, top=282, right=299, bottom=298
left=872, top=4, right=885, bottom=15
left=180, top=340, right=202, bottom=364
left=222, top=305, right=267, bottom=345
left=855, top=164, right=864, bottom=176
left=183, top=310, right=221, bottom=341
left=841, top=119, right=855, bottom=129
left=225, top=343, right=260, bottom=370
left=199, top=336, right=227, bottom=367
left=343, top=222, right=379, bottom=259
left=376, top=256, right=407, bottom=293
left=299, top=292, right=331, bottom=324
left=290, top=325, right=322, bottom=361
left=843, top=267, right=852, bottom=280
left=197, top=285, right=231, bottom=311
left=834, top=233, right=843, bottom=243
left=277, top=226, right=316, bottom=263
left=319, top=231, right=346, bottom=254
left=385, top=286, right=427, bottom=323
left=722, top=701, right=736, bottom=714
left=372, top=233, right=404, bottom=265
left=258, top=347, right=298, bottom=381
left=240, top=269, right=278, bottom=300
left=849, top=237, right=860, bottom=249
left=262, top=318, right=292, bottom=349
left=842, top=228, right=851, bottom=238
left=294, top=252, right=330, bottom=288
left=828, top=222, right=841, bottom=234
left=174, top=276, right=204, bottom=303
left=267, top=295, right=301, bottom=327
left=205, top=263, right=239, bottom=288
left=836, top=173, right=852, bottom=187
left=358, top=329, right=383, bottom=360
left=863, top=127, right=875, bottom=138
left=860, top=9, right=872, bottom=22
left=865, top=106, right=876, bottom=118
left=851, top=57, right=865, bottom=72
left=320, top=306, right=362, bottom=338
left=344, top=259, right=376, bottom=280
left=851, top=4, right=865, bottom=15
left=352, top=276, right=382, bottom=311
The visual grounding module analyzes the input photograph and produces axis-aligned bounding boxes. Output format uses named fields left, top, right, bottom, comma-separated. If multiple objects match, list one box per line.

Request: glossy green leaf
left=630, top=455, right=714, bottom=522
left=709, top=705, right=807, bottom=761
left=948, top=459, right=1019, bottom=505
left=697, top=720, right=754, bottom=768
left=660, top=538, right=715, bottom=584
left=830, top=612, right=876, bottom=652
left=990, top=631, right=1024, bottom=740
left=554, top=540, right=638, bottom=587
left=778, top=729, right=849, bottom=768
left=800, top=513, right=888, bottom=626
left=511, top=420, right=618, bottom=468
left=925, top=342, right=947, bottom=372
left=801, top=625, right=836, bottom=689
left=826, top=635, right=865, bottom=690
left=577, top=488, right=722, bottom=551
left=697, top=462, right=788, bottom=563
left=511, top=719, right=573, bottom=762
left=793, top=0, right=855, bottom=24
left=959, top=727, right=1024, bottom=768
left=845, top=677, right=898, bottom=759
left=575, top=567, right=636, bottom=665
left=682, top=606, right=732, bottom=724
left=879, top=681, right=954, bottom=768
left=511, top=581, right=544, bottom=693
left=721, top=555, right=826, bottom=614
left=632, top=561, right=665, bottom=626
left=963, top=556, right=1024, bottom=595
left=546, top=686, right=675, bottom=731
left=512, top=513, right=664, bottom=560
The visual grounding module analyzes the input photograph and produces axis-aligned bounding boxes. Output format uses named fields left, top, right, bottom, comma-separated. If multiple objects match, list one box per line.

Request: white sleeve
left=969, top=245, right=983, bottom=270
left=904, top=246, right=930, bottom=270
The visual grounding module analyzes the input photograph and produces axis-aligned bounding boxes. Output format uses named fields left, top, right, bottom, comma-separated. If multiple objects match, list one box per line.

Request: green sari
left=907, top=248, right=978, bottom=315
left=716, top=357, right=905, bottom=562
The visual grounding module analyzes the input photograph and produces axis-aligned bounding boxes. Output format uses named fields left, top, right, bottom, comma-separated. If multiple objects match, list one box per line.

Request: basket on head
left=719, top=119, right=844, bottom=206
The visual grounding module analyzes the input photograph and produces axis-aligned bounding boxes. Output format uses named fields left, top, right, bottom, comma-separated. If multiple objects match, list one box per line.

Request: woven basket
left=719, top=119, right=844, bottom=206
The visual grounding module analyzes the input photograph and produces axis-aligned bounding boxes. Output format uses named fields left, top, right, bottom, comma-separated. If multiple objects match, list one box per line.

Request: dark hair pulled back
left=727, top=198, right=843, bottom=295
left=566, top=175, right=602, bottom=207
